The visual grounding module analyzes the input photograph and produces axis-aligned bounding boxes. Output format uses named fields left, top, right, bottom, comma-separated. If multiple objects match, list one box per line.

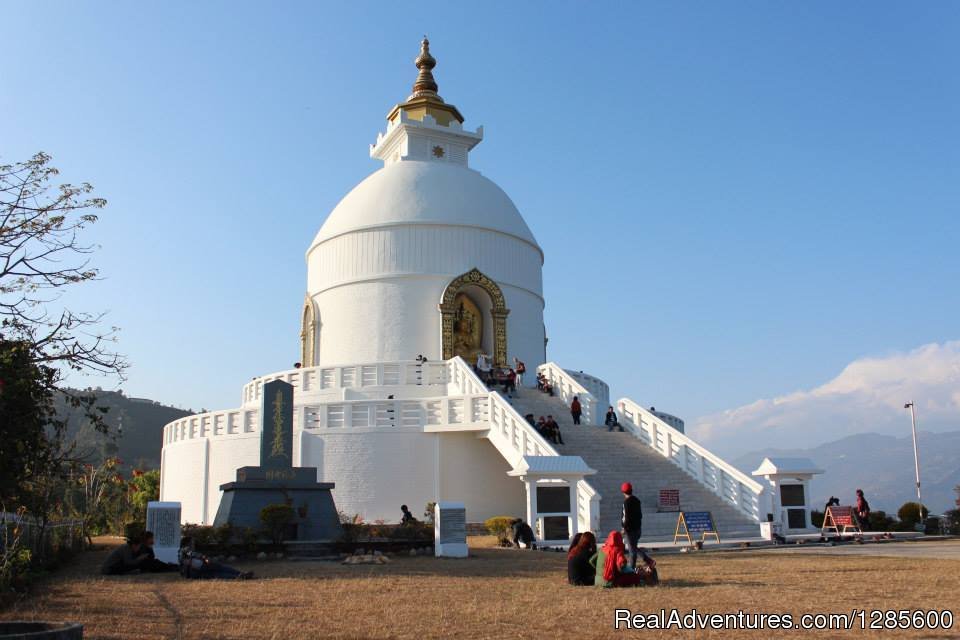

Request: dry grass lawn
left=2, top=536, right=959, bottom=639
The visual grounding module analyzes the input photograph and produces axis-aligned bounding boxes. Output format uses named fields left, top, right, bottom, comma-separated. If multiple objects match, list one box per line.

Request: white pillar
left=524, top=477, right=538, bottom=531
left=568, top=482, right=579, bottom=539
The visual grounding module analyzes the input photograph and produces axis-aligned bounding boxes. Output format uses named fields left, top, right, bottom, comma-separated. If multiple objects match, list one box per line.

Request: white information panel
left=434, top=501, right=468, bottom=558
left=146, top=501, right=182, bottom=563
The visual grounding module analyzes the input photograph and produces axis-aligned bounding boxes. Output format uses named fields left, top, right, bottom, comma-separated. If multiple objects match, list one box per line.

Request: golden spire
left=411, top=36, right=439, bottom=98
left=387, top=37, right=464, bottom=126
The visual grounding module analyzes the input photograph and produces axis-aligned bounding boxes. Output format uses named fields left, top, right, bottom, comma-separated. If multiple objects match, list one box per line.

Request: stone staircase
left=508, top=388, right=759, bottom=541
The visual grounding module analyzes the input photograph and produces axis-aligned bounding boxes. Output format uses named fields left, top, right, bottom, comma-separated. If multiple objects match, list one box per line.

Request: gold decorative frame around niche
left=439, top=268, right=509, bottom=367
left=299, top=295, right=318, bottom=367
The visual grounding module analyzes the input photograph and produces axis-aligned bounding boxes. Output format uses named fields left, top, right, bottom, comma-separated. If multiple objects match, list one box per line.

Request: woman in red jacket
left=570, top=396, right=582, bottom=425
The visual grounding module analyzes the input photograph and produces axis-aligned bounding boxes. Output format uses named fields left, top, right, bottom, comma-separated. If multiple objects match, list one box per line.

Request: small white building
left=752, top=457, right=824, bottom=533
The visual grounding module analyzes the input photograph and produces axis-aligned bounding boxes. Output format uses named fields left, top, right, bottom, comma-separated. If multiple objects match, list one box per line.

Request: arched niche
left=300, top=295, right=318, bottom=367
left=439, top=268, right=509, bottom=367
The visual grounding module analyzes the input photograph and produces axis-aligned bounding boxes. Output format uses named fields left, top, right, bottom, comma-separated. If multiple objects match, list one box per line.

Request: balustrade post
left=568, top=482, right=579, bottom=539
left=650, top=420, right=659, bottom=454
left=664, top=429, right=673, bottom=461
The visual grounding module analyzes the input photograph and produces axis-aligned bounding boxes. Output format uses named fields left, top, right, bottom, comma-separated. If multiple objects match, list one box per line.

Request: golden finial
left=411, top=36, right=439, bottom=98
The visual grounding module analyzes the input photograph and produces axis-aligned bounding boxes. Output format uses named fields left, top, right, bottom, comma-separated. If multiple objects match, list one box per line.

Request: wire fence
left=1, top=511, right=85, bottom=561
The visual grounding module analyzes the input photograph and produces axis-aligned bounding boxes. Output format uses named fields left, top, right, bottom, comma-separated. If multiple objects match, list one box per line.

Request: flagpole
left=904, top=401, right=923, bottom=528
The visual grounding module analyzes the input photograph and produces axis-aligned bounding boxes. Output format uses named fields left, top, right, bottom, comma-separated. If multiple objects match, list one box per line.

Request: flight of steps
left=507, top=388, right=760, bottom=541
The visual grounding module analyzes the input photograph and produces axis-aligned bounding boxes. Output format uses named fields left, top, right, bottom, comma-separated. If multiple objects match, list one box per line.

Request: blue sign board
left=682, top=511, right=715, bottom=534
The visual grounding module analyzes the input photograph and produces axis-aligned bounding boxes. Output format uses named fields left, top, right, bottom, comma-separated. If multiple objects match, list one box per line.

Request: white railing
left=536, top=362, right=598, bottom=425
left=618, top=398, right=764, bottom=522
left=164, top=408, right=259, bottom=444
left=242, top=360, right=450, bottom=405
left=301, top=393, right=490, bottom=431
left=448, top=357, right=600, bottom=533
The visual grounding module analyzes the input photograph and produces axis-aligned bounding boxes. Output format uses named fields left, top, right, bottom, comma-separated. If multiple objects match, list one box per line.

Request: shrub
left=484, top=516, right=515, bottom=546
left=423, top=502, right=437, bottom=524
left=181, top=524, right=220, bottom=550
left=866, top=510, right=896, bottom=532
left=260, top=504, right=295, bottom=545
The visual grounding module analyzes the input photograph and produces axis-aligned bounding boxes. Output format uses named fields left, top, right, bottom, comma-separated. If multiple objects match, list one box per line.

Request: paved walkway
left=769, top=538, right=960, bottom=559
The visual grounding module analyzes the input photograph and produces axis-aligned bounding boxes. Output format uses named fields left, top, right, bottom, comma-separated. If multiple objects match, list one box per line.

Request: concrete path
left=768, top=538, right=960, bottom=560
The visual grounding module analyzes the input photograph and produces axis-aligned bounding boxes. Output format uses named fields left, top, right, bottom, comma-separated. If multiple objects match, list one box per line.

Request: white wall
left=162, top=425, right=528, bottom=526
left=307, top=223, right=545, bottom=372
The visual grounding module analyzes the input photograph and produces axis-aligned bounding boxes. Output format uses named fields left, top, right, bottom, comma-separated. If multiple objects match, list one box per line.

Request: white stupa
left=160, top=40, right=772, bottom=543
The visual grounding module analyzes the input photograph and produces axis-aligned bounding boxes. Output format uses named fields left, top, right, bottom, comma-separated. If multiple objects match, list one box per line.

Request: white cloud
left=692, top=341, right=960, bottom=456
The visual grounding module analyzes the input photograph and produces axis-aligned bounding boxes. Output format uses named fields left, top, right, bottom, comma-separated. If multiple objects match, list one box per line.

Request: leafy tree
left=0, top=152, right=126, bottom=509
left=896, top=502, right=928, bottom=529
left=127, top=469, right=161, bottom=524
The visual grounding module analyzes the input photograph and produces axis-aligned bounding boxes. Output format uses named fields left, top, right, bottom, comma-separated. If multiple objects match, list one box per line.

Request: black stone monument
left=213, top=380, right=342, bottom=540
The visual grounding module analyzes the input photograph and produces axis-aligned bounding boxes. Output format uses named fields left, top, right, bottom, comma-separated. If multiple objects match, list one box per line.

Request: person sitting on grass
left=140, top=531, right=179, bottom=572
left=511, top=518, right=536, bottom=549
left=400, top=504, right=418, bottom=525
left=101, top=534, right=150, bottom=575
left=567, top=531, right=597, bottom=586
left=590, top=532, right=644, bottom=588
left=179, top=537, right=253, bottom=580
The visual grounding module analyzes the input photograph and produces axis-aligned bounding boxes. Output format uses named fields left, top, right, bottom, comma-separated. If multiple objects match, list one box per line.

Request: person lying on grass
left=179, top=537, right=254, bottom=580
left=101, top=534, right=151, bottom=575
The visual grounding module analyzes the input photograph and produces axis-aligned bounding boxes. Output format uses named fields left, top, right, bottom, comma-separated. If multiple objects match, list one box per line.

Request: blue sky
left=3, top=2, right=958, bottom=451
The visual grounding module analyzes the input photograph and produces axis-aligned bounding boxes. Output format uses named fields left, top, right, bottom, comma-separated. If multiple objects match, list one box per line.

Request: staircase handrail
left=448, top=357, right=600, bottom=532
left=618, top=397, right=764, bottom=521
left=536, top=362, right=598, bottom=425
left=447, top=357, right=557, bottom=462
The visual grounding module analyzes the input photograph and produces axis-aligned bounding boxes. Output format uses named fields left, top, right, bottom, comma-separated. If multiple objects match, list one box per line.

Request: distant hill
left=733, top=431, right=960, bottom=515
left=57, top=389, right=192, bottom=470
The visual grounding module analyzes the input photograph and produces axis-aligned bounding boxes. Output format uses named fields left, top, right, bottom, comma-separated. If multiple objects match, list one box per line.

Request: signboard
left=146, top=501, right=181, bottom=564
left=260, top=380, right=294, bottom=471
left=820, top=505, right=861, bottom=536
left=658, top=489, right=680, bottom=512
left=434, top=502, right=468, bottom=557
left=536, top=486, right=571, bottom=514
left=541, top=516, right=569, bottom=541
left=673, top=511, right=720, bottom=545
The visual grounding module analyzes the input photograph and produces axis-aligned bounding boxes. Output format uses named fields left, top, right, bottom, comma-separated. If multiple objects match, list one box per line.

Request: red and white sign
left=658, top=489, right=680, bottom=512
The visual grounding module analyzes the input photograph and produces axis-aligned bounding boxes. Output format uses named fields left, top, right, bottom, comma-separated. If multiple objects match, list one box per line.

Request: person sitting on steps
left=545, top=415, right=564, bottom=445
left=605, top=406, right=623, bottom=432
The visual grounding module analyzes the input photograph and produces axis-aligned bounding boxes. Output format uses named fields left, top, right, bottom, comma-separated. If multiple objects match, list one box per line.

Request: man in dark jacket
left=511, top=518, right=536, bottom=549
left=101, top=535, right=150, bottom=575
left=620, top=482, right=643, bottom=569
left=605, top=406, right=624, bottom=432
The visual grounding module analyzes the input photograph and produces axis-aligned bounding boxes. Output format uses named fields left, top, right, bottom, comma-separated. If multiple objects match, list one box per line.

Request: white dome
left=309, top=161, right=540, bottom=252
